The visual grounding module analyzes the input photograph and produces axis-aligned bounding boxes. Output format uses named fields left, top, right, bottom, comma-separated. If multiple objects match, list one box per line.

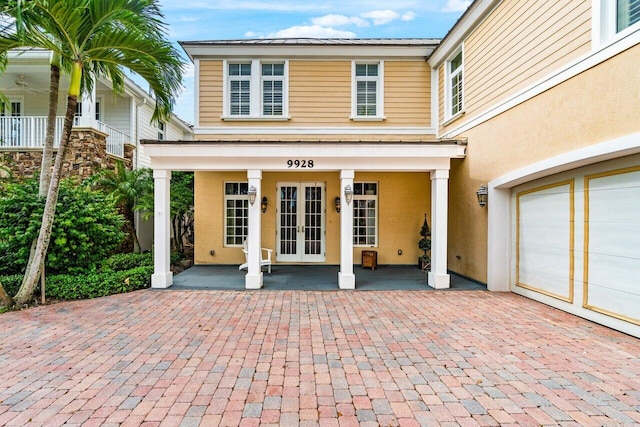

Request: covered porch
left=168, top=265, right=485, bottom=291
left=143, top=140, right=467, bottom=290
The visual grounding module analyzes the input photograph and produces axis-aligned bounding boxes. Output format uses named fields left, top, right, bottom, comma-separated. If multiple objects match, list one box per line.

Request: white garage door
left=511, top=156, right=640, bottom=336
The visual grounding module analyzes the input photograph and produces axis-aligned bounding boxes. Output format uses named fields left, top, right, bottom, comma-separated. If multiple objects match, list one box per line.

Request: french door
left=276, top=182, right=325, bottom=262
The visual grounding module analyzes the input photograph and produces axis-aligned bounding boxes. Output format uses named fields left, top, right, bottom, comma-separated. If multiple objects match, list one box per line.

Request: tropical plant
left=90, top=161, right=153, bottom=253
left=0, top=0, right=183, bottom=307
left=0, top=178, right=125, bottom=275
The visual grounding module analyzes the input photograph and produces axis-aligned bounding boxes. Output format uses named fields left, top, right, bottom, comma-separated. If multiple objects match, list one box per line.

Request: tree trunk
left=0, top=282, right=13, bottom=308
left=14, top=95, right=78, bottom=305
left=39, top=60, right=60, bottom=196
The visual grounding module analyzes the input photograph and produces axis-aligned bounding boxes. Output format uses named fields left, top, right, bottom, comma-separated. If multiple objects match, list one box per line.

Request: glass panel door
left=277, top=183, right=325, bottom=262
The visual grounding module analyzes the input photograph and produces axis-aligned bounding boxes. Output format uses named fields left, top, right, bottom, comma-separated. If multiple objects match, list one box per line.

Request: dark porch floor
left=169, top=264, right=486, bottom=291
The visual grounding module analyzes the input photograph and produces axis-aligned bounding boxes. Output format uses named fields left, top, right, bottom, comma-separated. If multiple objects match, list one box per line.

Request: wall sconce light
left=476, top=185, right=488, bottom=208
left=248, top=186, right=257, bottom=205
left=344, top=184, right=353, bottom=205
left=261, top=196, right=268, bottom=213
left=334, top=196, right=341, bottom=213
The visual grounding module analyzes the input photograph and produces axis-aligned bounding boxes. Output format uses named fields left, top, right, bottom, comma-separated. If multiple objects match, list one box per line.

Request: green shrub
left=46, top=266, right=153, bottom=300
left=102, top=252, right=153, bottom=272
left=0, top=179, right=125, bottom=275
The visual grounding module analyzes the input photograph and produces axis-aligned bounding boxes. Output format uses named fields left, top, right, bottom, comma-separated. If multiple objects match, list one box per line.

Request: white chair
left=239, top=240, right=273, bottom=273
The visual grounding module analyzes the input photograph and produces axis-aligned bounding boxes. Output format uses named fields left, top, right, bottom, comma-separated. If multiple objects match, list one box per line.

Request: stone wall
left=0, top=128, right=134, bottom=181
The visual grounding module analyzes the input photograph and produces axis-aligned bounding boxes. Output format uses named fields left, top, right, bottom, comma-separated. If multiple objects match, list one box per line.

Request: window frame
left=223, top=181, right=250, bottom=247
left=445, top=47, right=464, bottom=121
left=596, top=0, right=640, bottom=45
left=351, top=61, right=385, bottom=121
left=222, top=59, right=289, bottom=120
left=157, top=121, right=165, bottom=141
left=352, top=182, right=379, bottom=247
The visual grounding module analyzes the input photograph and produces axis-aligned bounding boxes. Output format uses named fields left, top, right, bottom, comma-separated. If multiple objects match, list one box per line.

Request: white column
left=487, top=185, right=511, bottom=291
left=245, top=169, right=263, bottom=289
left=152, top=169, right=172, bottom=288
left=77, top=85, right=97, bottom=129
left=339, top=170, right=355, bottom=289
left=428, top=169, right=451, bottom=289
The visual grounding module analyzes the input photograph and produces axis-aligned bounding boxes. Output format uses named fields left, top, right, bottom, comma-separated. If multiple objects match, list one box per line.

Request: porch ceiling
left=141, top=139, right=467, bottom=172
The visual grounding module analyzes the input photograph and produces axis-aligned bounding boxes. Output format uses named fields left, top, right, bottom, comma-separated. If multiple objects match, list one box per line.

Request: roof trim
left=180, top=38, right=440, bottom=61
left=428, top=0, right=502, bottom=67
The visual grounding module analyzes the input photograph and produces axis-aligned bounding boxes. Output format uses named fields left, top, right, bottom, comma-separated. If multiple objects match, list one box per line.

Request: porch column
left=152, top=169, right=172, bottom=288
left=77, top=85, right=97, bottom=129
left=428, top=169, right=451, bottom=289
left=339, top=169, right=355, bottom=289
left=246, top=169, right=263, bottom=289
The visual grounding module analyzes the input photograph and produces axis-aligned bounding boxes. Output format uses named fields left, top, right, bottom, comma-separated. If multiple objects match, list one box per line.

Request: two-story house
left=144, top=39, right=466, bottom=291
left=144, top=0, right=640, bottom=338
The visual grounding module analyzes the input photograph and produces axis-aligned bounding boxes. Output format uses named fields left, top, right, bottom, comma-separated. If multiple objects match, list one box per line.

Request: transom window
left=352, top=61, right=384, bottom=119
left=224, top=60, right=288, bottom=118
left=224, top=182, right=249, bottom=246
left=447, top=49, right=464, bottom=118
left=353, top=182, right=378, bottom=247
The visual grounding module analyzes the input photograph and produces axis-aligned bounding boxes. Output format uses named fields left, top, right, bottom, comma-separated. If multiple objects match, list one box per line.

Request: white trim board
left=194, top=126, right=437, bottom=135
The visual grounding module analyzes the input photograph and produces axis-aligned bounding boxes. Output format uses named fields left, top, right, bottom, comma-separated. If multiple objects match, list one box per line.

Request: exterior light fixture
left=261, top=196, right=268, bottom=213
left=248, top=186, right=257, bottom=205
left=344, top=185, right=353, bottom=205
left=334, top=196, right=341, bottom=213
left=476, top=185, right=488, bottom=208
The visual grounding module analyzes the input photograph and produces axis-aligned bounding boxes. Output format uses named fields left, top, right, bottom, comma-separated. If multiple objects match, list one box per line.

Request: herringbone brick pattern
left=0, top=290, right=638, bottom=426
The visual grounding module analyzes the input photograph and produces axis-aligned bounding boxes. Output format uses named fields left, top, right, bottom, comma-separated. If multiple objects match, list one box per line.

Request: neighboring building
left=0, top=48, right=193, bottom=174
left=0, top=48, right=193, bottom=250
left=143, top=0, right=640, bottom=338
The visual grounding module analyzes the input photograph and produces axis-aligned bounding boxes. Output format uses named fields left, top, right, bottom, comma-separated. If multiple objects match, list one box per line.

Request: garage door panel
left=585, top=167, right=640, bottom=325
left=516, top=181, right=574, bottom=301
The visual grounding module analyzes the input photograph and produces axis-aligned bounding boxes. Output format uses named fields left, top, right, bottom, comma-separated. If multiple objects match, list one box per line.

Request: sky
left=152, top=0, right=472, bottom=124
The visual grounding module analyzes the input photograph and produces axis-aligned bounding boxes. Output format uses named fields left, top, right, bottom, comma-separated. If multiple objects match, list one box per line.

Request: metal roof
left=179, top=38, right=440, bottom=46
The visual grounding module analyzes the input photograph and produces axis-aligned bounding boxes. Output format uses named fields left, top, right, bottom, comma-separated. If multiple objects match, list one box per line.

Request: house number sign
left=287, top=159, right=314, bottom=168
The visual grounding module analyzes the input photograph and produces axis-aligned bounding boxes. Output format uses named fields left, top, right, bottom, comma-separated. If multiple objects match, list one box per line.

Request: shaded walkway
left=0, top=290, right=639, bottom=426
left=171, top=265, right=485, bottom=291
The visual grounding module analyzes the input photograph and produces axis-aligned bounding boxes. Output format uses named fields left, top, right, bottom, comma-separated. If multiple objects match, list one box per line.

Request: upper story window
left=262, top=63, right=284, bottom=116
left=351, top=61, right=384, bottom=120
left=446, top=49, right=464, bottom=120
left=617, top=0, right=640, bottom=32
left=597, top=0, right=640, bottom=45
left=224, top=60, right=288, bottom=119
left=157, top=121, right=165, bottom=140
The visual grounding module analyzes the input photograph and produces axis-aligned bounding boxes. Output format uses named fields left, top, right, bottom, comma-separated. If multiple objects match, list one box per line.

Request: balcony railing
left=0, top=116, right=128, bottom=158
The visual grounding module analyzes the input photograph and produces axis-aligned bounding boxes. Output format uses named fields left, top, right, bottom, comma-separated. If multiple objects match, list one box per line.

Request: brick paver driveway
left=0, top=290, right=639, bottom=426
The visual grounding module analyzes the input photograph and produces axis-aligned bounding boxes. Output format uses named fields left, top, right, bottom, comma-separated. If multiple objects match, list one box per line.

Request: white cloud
left=360, top=10, right=400, bottom=25
left=244, top=31, right=259, bottom=37
left=267, top=25, right=356, bottom=38
left=401, top=11, right=416, bottom=21
left=442, top=0, right=471, bottom=13
left=311, top=14, right=369, bottom=28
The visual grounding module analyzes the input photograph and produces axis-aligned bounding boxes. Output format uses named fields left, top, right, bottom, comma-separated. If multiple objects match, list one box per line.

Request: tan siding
left=443, top=0, right=592, bottom=133
left=288, top=60, right=352, bottom=125
left=194, top=133, right=436, bottom=142
left=196, top=59, right=433, bottom=129
left=384, top=61, right=431, bottom=126
left=198, top=60, right=223, bottom=126
left=438, top=65, right=445, bottom=125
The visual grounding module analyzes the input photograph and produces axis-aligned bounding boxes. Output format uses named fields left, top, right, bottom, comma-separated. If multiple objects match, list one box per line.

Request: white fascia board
left=142, top=142, right=465, bottom=171
left=490, top=131, right=640, bottom=189
left=8, top=48, right=52, bottom=61
left=428, top=0, right=502, bottom=68
left=182, top=44, right=436, bottom=61
left=193, top=126, right=437, bottom=135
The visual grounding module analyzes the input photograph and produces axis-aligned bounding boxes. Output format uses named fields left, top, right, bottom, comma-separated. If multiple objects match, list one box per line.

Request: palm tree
left=0, top=0, right=183, bottom=306
left=91, top=161, right=153, bottom=254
